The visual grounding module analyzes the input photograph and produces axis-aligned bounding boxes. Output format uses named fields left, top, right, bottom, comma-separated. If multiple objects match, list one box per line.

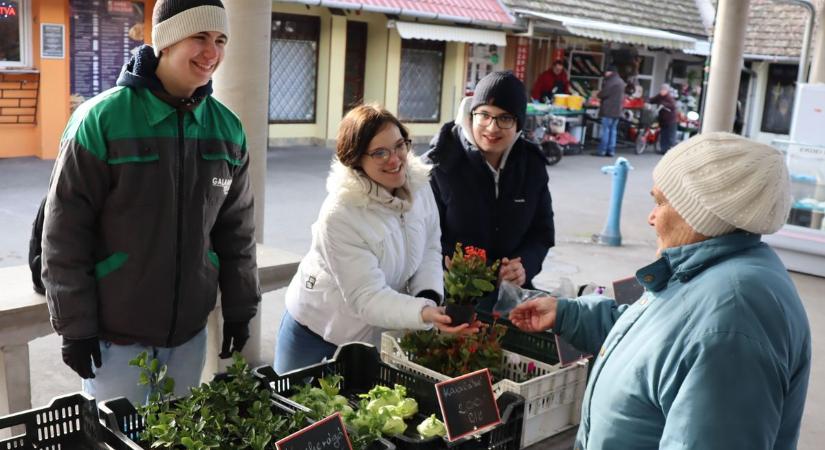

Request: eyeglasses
left=472, top=112, right=517, bottom=130
left=366, top=139, right=412, bottom=162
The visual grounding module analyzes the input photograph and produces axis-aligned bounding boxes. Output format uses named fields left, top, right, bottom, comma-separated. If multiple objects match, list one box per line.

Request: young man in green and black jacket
left=42, top=0, right=260, bottom=404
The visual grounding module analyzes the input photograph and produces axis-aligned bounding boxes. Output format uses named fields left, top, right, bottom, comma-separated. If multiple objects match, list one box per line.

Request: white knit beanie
left=152, top=0, right=228, bottom=57
left=652, top=132, right=791, bottom=237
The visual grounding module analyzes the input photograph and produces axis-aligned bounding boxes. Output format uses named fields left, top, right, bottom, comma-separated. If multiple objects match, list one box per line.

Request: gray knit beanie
left=152, top=0, right=228, bottom=57
left=652, top=132, right=791, bottom=237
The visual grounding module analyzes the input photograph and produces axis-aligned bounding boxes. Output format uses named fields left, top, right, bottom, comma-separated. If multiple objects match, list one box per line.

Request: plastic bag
left=494, top=277, right=605, bottom=318
left=494, top=281, right=562, bottom=317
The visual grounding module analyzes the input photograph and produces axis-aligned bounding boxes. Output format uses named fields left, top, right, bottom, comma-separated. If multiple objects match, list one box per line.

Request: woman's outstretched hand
left=508, top=296, right=558, bottom=332
left=422, top=306, right=483, bottom=334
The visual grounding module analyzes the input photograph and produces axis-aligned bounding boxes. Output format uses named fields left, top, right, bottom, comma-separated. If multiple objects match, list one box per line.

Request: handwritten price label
left=435, top=368, right=501, bottom=441
left=275, top=413, right=352, bottom=450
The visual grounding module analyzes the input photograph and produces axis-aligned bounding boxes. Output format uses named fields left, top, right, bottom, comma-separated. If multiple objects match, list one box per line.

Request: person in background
left=42, top=0, right=259, bottom=405
left=531, top=59, right=571, bottom=101
left=427, top=71, right=555, bottom=310
left=649, top=83, right=678, bottom=154
left=274, top=105, right=474, bottom=374
left=594, top=65, right=626, bottom=157
left=510, top=132, right=810, bottom=450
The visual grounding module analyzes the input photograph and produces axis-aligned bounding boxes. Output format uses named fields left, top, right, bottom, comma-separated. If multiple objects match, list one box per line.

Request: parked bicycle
left=625, top=103, right=661, bottom=154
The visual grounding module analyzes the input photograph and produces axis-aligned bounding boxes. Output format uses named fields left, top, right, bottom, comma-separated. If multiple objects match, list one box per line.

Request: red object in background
left=514, top=37, right=530, bottom=81
left=624, top=97, right=644, bottom=109
left=330, top=0, right=514, bottom=25
left=552, top=48, right=565, bottom=63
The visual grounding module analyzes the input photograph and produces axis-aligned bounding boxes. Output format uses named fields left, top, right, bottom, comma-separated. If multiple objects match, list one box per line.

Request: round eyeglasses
left=472, top=112, right=517, bottom=130
left=366, top=139, right=412, bottom=162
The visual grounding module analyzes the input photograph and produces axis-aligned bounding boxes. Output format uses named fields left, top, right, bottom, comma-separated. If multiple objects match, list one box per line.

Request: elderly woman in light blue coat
left=511, top=132, right=811, bottom=450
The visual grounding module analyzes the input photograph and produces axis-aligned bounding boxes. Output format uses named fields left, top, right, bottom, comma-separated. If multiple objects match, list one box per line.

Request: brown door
left=343, top=21, right=367, bottom=113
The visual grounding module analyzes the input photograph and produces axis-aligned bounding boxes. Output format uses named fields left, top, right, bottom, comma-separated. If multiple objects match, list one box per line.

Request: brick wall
left=0, top=73, right=40, bottom=124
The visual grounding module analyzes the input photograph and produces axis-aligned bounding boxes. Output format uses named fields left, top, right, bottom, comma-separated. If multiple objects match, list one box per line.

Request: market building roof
left=503, top=0, right=708, bottom=37
left=738, top=0, right=820, bottom=60
left=281, top=0, right=515, bottom=27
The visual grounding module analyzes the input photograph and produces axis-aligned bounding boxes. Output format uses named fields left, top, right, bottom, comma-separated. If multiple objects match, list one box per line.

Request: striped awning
left=394, top=21, right=508, bottom=46
left=517, top=9, right=697, bottom=50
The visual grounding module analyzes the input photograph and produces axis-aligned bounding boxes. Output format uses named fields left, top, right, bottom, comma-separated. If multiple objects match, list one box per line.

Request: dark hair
left=336, top=104, right=409, bottom=168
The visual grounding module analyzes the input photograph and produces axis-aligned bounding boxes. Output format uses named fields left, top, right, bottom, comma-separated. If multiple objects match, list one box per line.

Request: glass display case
left=765, top=83, right=825, bottom=277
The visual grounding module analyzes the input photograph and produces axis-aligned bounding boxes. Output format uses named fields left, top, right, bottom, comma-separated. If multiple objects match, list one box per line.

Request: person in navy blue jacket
left=426, top=71, right=555, bottom=305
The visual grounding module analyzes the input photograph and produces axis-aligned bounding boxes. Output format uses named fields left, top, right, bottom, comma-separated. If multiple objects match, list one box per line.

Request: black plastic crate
left=272, top=398, right=396, bottom=450
left=98, top=394, right=306, bottom=450
left=476, top=310, right=560, bottom=365
left=255, top=343, right=524, bottom=450
left=0, top=392, right=119, bottom=449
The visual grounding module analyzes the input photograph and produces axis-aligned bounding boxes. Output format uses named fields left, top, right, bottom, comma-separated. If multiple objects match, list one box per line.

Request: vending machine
left=765, top=83, right=825, bottom=277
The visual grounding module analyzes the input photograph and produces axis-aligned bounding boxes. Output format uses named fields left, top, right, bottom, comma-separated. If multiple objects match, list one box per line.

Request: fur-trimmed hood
left=325, top=150, right=433, bottom=212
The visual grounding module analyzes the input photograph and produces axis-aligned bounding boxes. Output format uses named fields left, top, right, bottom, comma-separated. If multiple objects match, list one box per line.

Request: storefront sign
left=435, top=368, right=501, bottom=442
left=41, top=23, right=65, bottom=59
left=513, top=37, right=529, bottom=80
left=513, top=37, right=529, bottom=82
left=0, top=2, right=16, bottom=17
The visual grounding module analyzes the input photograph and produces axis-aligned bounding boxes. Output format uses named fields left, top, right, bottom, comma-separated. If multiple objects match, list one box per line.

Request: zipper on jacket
left=400, top=212, right=411, bottom=285
left=166, top=110, right=186, bottom=346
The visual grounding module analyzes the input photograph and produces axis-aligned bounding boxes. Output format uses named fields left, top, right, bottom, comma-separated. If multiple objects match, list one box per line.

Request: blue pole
left=598, top=157, right=633, bottom=246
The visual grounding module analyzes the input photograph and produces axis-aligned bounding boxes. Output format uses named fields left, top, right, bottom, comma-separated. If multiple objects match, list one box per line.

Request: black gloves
left=220, top=320, right=251, bottom=358
left=61, top=336, right=102, bottom=379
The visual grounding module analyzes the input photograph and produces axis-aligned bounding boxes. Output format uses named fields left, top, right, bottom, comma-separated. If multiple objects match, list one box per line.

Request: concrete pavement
left=0, top=144, right=822, bottom=449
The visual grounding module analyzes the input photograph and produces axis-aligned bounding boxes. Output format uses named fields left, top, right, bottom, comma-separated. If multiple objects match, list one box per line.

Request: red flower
left=492, top=312, right=501, bottom=320
left=527, top=361, right=536, bottom=373
left=464, top=245, right=487, bottom=263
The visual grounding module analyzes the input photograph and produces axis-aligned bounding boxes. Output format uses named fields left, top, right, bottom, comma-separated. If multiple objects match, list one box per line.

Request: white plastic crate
left=380, top=330, right=588, bottom=448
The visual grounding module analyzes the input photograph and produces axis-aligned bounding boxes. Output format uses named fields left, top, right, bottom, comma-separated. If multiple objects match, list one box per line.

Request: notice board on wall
left=69, top=0, right=144, bottom=102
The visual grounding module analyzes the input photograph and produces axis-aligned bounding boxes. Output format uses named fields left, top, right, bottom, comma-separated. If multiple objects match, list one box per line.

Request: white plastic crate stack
left=380, top=330, right=588, bottom=448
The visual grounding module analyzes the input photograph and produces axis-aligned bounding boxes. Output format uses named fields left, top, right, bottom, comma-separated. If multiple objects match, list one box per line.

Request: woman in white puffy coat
left=274, top=105, right=474, bottom=374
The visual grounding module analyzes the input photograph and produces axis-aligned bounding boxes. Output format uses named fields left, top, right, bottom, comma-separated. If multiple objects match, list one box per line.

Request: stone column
left=810, top=4, right=825, bottom=83
left=702, top=0, right=751, bottom=133
left=211, top=0, right=272, bottom=367
left=212, top=0, right=271, bottom=244
left=0, top=344, right=30, bottom=437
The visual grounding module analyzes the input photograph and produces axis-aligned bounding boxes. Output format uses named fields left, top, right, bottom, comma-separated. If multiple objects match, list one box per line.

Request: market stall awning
left=394, top=21, right=508, bottom=46
left=683, top=40, right=711, bottom=56
left=516, top=9, right=697, bottom=50
left=287, top=1, right=515, bottom=27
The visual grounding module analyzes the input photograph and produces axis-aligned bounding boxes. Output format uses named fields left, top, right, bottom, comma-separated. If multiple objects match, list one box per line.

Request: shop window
left=343, top=21, right=367, bottom=114
left=465, top=44, right=501, bottom=95
left=0, top=0, right=31, bottom=67
left=399, top=39, right=444, bottom=123
left=634, top=54, right=655, bottom=98
left=761, top=63, right=798, bottom=135
left=270, top=13, right=319, bottom=123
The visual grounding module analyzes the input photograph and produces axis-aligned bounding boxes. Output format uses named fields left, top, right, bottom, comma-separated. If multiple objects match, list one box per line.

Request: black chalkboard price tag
left=555, top=334, right=591, bottom=367
left=435, top=368, right=501, bottom=442
left=612, top=276, right=645, bottom=305
left=275, top=412, right=352, bottom=450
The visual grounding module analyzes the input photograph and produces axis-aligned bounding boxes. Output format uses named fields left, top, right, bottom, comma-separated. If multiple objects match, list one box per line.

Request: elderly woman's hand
left=509, top=296, right=558, bottom=332
left=421, top=306, right=483, bottom=334
left=498, top=257, right=526, bottom=286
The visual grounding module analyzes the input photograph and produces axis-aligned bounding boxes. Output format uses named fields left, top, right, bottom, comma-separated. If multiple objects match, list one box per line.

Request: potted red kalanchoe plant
left=444, top=243, right=499, bottom=325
